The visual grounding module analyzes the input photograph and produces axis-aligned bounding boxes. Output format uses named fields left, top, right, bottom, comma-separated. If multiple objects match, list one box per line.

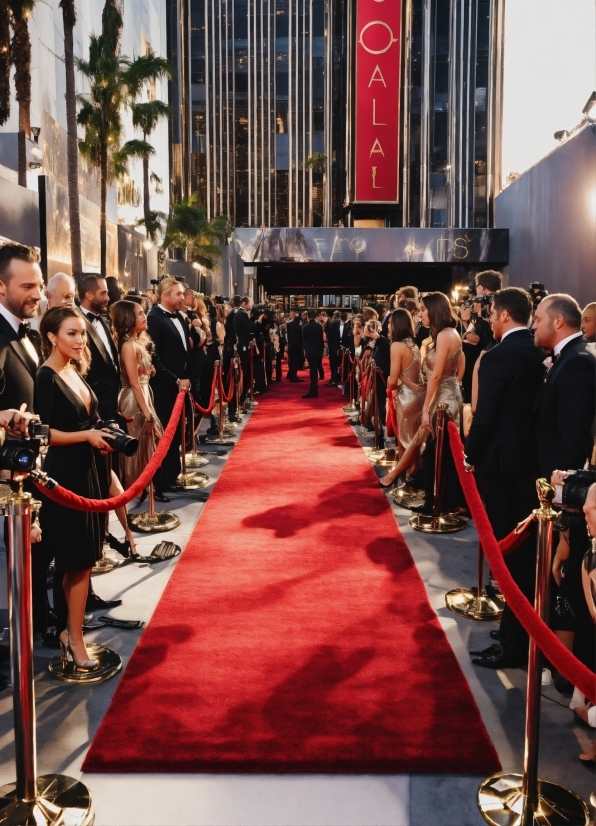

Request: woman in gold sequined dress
left=111, top=300, right=163, bottom=493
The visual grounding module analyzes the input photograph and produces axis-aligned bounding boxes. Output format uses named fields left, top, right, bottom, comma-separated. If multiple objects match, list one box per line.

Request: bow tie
left=17, top=322, right=30, bottom=339
left=551, top=352, right=559, bottom=365
left=86, top=312, right=100, bottom=323
left=164, top=311, right=180, bottom=320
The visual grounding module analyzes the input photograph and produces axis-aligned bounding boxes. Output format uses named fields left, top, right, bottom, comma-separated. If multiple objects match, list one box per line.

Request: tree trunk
left=60, top=0, right=83, bottom=276
left=11, top=14, right=31, bottom=187
left=0, top=5, right=11, bottom=125
left=100, top=142, right=107, bottom=277
left=143, top=149, right=150, bottom=226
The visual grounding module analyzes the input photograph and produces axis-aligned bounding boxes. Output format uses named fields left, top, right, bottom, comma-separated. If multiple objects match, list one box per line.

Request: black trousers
left=476, top=469, right=538, bottom=664
left=307, top=355, right=321, bottom=395
left=223, top=345, right=237, bottom=419
left=239, top=347, right=251, bottom=403
left=287, top=345, right=302, bottom=380
left=275, top=344, right=285, bottom=381
left=154, top=388, right=183, bottom=486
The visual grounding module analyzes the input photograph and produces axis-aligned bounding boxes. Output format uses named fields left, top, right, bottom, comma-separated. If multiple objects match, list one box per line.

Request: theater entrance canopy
left=232, top=228, right=509, bottom=295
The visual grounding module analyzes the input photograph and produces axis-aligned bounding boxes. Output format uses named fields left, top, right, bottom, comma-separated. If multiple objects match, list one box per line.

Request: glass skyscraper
left=168, top=0, right=503, bottom=230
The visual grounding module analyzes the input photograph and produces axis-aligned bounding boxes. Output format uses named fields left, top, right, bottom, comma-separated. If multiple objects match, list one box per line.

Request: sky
left=502, top=0, right=596, bottom=180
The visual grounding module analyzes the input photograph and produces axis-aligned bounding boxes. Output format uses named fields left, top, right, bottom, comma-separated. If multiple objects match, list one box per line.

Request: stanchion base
left=185, top=452, right=209, bottom=468
left=343, top=402, right=359, bottom=414
left=371, top=448, right=399, bottom=467
left=91, top=548, right=120, bottom=575
left=224, top=421, right=239, bottom=431
left=48, top=644, right=122, bottom=684
left=176, top=471, right=211, bottom=490
left=128, top=510, right=181, bottom=533
left=408, top=513, right=467, bottom=534
left=364, top=447, right=390, bottom=463
left=205, top=436, right=236, bottom=446
left=0, top=774, right=94, bottom=825
left=478, top=772, right=589, bottom=826
left=392, top=487, right=426, bottom=509
left=445, top=587, right=504, bottom=620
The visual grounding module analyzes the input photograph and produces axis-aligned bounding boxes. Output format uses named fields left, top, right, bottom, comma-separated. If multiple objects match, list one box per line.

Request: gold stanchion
left=177, top=391, right=210, bottom=489
left=0, top=485, right=95, bottom=823
left=446, top=540, right=505, bottom=620
left=364, top=362, right=388, bottom=464
left=128, top=480, right=181, bottom=533
left=409, top=404, right=466, bottom=533
left=185, top=392, right=209, bottom=468
left=91, top=543, right=120, bottom=575
left=207, top=361, right=236, bottom=446
left=478, top=480, right=589, bottom=826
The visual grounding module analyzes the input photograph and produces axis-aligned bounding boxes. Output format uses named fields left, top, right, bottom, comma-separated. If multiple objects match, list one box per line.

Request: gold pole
left=185, top=388, right=209, bottom=468
left=177, top=390, right=210, bottom=489
left=206, top=361, right=236, bottom=446
left=477, top=480, right=589, bottom=826
left=0, top=485, right=96, bottom=820
left=445, top=539, right=504, bottom=620
left=409, top=404, right=466, bottom=533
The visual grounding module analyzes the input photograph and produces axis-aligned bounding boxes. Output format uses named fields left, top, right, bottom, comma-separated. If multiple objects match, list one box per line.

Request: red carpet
left=83, top=365, right=500, bottom=774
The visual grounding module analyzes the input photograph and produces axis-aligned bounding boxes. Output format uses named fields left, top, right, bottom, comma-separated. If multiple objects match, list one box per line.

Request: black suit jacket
left=381, top=314, right=390, bottom=337
left=326, top=319, right=341, bottom=352
left=465, top=329, right=545, bottom=476
left=0, top=314, right=41, bottom=413
left=224, top=309, right=238, bottom=349
left=148, top=305, right=198, bottom=401
left=371, top=335, right=391, bottom=377
left=286, top=317, right=303, bottom=349
left=302, top=320, right=324, bottom=359
left=534, top=335, right=596, bottom=478
left=233, top=307, right=262, bottom=351
left=81, top=312, right=121, bottom=421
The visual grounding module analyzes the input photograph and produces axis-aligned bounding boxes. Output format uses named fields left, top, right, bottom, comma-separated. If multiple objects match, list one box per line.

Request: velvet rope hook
left=33, top=390, right=187, bottom=513
left=447, top=421, right=596, bottom=703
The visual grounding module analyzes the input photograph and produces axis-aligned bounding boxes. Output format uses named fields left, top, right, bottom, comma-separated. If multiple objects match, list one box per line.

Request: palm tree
left=59, top=0, right=82, bottom=275
left=8, top=0, right=36, bottom=186
left=77, top=11, right=170, bottom=276
left=162, top=196, right=233, bottom=270
left=0, top=1, right=11, bottom=126
left=130, top=99, right=170, bottom=242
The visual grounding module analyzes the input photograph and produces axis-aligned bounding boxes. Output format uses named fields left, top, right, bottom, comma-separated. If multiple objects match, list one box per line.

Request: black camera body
left=561, top=470, right=596, bottom=510
left=471, top=293, right=493, bottom=320
left=0, top=418, right=49, bottom=473
left=252, top=303, right=275, bottom=327
left=95, top=420, right=139, bottom=457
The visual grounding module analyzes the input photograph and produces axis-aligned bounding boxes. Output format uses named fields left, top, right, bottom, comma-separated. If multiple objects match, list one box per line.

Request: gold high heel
left=59, top=630, right=70, bottom=668
left=67, top=637, right=98, bottom=671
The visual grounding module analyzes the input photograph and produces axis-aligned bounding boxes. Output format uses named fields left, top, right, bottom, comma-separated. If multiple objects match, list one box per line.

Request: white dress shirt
left=0, top=302, right=39, bottom=365
left=159, top=304, right=187, bottom=350
left=499, top=326, right=527, bottom=342
left=84, top=310, right=117, bottom=366
left=553, top=331, right=583, bottom=358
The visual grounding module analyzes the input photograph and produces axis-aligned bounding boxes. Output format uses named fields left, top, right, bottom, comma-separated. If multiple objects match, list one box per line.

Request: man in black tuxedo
left=77, top=274, right=121, bottom=423
left=325, top=312, right=341, bottom=386
left=148, top=277, right=199, bottom=489
left=465, top=288, right=546, bottom=669
left=223, top=296, right=241, bottom=421
left=533, top=294, right=596, bottom=683
left=285, top=309, right=303, bottom=382
left=376, top=302, right=390, bottom=338
left=532, top=294, right=596, bottom=479
left=233, top=296, right=265, bottom=405
left=338, top=312, right=353, bottom=396
left=301, top=309, right=324, bottom=398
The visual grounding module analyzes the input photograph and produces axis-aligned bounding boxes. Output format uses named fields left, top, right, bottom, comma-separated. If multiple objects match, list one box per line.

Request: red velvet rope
left=220, top=363, right=235, bottom=404
left=191, top=368, right=218, bottom=415
left=34, top=391, right=187, bottom=513
left=447, top=421, right=596, bottom=703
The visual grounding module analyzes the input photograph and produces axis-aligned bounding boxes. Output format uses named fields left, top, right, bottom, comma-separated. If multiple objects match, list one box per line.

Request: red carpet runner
left=84, top=368, right=500, bottom=774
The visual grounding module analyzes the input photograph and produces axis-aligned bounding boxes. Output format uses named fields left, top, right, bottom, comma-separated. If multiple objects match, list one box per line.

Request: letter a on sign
left=354, top=0, right=402, bottom=202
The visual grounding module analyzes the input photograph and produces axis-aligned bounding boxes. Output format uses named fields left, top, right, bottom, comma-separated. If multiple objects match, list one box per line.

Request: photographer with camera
left=464, top=270, right=502, bottom=352
left=36, top=307, right=117, bottom=673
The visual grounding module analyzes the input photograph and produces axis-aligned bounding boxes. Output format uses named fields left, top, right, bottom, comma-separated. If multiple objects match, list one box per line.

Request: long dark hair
left=110, top=299, right=150, bottom=352
left=40, top=307, right=90, bottom=374
left=421, top=292, right=458, bottom=339
left=389, top=308, right=415, bottom=343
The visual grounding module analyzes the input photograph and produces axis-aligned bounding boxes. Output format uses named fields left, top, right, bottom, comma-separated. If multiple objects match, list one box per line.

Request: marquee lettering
left=372, top=167, right=382, bottom=189
left=372, top=99, right=386, bottom=125
left=369, top=139, right=385, bottom=157
left=359, top=21, right=398, bottom=54
left=368, top=65, right=387, bottom=87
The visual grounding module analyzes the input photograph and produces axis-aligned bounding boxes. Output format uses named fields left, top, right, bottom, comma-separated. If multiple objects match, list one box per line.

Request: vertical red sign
left=354, top=0, right=401, bottom=203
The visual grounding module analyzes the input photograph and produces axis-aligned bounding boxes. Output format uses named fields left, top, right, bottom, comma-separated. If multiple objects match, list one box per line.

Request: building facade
left=173, top=0, right=504, bottom=231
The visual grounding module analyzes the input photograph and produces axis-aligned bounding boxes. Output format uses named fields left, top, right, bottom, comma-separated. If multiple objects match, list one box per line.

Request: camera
left=471, top=293, right=493, bottom=320
left=95, top=420, right=139, bottom=457
left=529, top=281, right=548, bottom=307
left=252, top=303, right=275, bottom=325
left=561, top=470, right=596, bottom=510
left=0, top=417, right=49, bottom=473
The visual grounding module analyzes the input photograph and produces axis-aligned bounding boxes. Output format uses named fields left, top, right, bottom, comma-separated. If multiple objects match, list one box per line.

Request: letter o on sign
left=359, top=21, right=398, bottom=54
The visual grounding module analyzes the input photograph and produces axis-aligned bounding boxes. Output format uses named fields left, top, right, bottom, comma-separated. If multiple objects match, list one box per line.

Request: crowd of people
left=0, top=241, right=594, bottom=768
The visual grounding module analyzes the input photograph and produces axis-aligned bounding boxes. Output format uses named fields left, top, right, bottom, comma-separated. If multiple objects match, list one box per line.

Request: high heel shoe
left=136, top=488, right=148, bottom=506
left=59, top=630, right=69, bottom=667
left=67, top=638, right=98, bottom=671
left=106, top=532, right=130, bottom=557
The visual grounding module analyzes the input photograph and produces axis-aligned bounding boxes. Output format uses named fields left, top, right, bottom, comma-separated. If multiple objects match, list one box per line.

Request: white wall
left=502, top=0, right=596, bottom=181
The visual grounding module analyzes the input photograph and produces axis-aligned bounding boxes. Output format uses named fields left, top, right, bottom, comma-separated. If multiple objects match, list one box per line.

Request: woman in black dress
left=38, top=307, right=113, bottom=672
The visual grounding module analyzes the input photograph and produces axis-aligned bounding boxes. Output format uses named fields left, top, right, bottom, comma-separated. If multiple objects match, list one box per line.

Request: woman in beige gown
left=111, top=300, right=163, bottom=493
left=378, top=309, right=426, bottom=488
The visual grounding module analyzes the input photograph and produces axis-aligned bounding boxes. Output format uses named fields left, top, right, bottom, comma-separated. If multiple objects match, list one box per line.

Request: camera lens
left=0, top=444, right=36, bottom=472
